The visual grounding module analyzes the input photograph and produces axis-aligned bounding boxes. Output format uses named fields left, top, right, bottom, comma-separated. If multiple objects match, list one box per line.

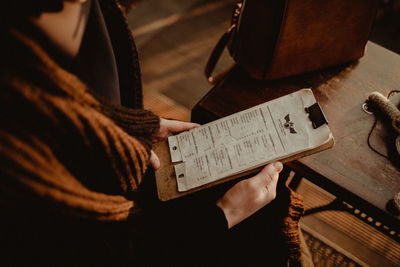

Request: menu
left=168, top=89, right=332, bottom=192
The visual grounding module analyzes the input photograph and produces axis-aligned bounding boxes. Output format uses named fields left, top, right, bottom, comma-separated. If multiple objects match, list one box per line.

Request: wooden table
left=191, top=41, right=400, bottom=240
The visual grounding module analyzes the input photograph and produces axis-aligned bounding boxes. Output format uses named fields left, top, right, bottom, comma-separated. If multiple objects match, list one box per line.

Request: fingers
left=153, top=119, right=200, bottom=142
left=261, top=161, right=283, bottom=176
left=150, top=150, right=160, bottom=170
left=161, top=118, right=200, bottom=134
left=255, top=161, right=282, bottom=188
left=216, top=161, right=283, bottom=229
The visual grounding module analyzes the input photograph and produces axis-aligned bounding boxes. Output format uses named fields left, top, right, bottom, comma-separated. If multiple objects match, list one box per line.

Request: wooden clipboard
left=154, top=137, right=334, bottom=201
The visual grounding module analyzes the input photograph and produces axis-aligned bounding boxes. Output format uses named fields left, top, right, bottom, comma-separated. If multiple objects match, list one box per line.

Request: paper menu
left=168, top=89, right=332, bottom=192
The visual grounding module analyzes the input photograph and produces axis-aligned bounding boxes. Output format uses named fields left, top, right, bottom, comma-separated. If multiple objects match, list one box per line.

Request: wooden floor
left=297, top=180, right=400, bottom=266
left=127, top=1, right=400, bottom=266
left=128, top=0, right=234, bottom=120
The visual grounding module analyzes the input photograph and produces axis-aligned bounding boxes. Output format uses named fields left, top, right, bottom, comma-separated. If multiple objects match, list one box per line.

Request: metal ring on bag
left=362, top=103, right=374, bottom=115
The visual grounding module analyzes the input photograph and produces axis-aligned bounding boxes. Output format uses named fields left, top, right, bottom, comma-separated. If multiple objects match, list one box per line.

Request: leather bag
left=205, top=0, right=379, bottom=83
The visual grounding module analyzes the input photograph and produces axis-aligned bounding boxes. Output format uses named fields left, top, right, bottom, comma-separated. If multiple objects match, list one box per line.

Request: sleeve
left=0, top=79, right=156, bottom=221
left=138, top=198, right=229, bottom=264
left=170, top=201, right=229, bottom=239
left=176, top=204, right=229, bottom=263
left=93, top=95, right=160, bottom=149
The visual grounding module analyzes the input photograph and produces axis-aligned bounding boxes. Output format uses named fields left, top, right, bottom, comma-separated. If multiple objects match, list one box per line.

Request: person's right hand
left=216, top=162, right=283, bottom=229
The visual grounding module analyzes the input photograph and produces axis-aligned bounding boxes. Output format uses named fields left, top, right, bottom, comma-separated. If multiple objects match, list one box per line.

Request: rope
left=366, top=90, right=400, bottom=159
left=367, top=91, right=400, bottom=134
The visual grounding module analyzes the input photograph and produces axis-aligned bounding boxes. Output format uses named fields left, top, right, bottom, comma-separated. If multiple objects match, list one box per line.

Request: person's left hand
left=150, top=118, right=200, bottom=169
left=216, top=162, right=282, bottom=228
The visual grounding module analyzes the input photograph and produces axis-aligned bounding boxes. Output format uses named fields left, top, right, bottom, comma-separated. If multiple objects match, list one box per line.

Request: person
left=0, top=0, right=305, bottom=266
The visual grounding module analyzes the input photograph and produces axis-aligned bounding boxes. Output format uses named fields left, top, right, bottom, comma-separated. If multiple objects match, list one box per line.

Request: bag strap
left=204, top=24, right=236, bottom=84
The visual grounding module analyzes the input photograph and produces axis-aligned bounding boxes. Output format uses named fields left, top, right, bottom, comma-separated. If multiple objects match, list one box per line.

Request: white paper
left=168, top=135, right=182, bottom=162
left=170, top=89, right=332, bottom=192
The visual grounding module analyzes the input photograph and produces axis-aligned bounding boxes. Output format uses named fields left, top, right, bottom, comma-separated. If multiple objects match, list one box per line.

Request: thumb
left=150, top=150, right=160, bottom=170
left=255, top=161, right=282, bottom=187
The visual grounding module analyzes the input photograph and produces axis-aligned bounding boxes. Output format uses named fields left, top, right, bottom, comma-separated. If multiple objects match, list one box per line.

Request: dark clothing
left=76, top=0, right=121, bottom=105
left=0, top=0, right=304, bottom=266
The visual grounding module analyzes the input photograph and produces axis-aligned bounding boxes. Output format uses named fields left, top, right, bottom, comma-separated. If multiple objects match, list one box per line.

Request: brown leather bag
left=205, top=0, right=379, bottom=83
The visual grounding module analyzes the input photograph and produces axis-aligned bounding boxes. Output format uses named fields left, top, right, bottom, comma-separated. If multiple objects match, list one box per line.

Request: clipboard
left=154, top=89, right=334, bottom=201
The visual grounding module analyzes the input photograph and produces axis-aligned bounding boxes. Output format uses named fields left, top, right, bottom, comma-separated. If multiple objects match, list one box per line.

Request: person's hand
left=216, top=162, right=283, bottom=228
left=152, top=118, right=199, bottom=143
left=150, top=118, right=200, bottom=169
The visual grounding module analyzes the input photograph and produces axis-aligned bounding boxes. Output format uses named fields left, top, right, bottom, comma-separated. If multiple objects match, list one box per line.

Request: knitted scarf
left=0, top=1, right=159, bottom=221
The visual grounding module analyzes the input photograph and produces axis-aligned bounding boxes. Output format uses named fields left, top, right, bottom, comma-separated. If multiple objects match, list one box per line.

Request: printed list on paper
left=168, top=89, right=331, bottom=192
